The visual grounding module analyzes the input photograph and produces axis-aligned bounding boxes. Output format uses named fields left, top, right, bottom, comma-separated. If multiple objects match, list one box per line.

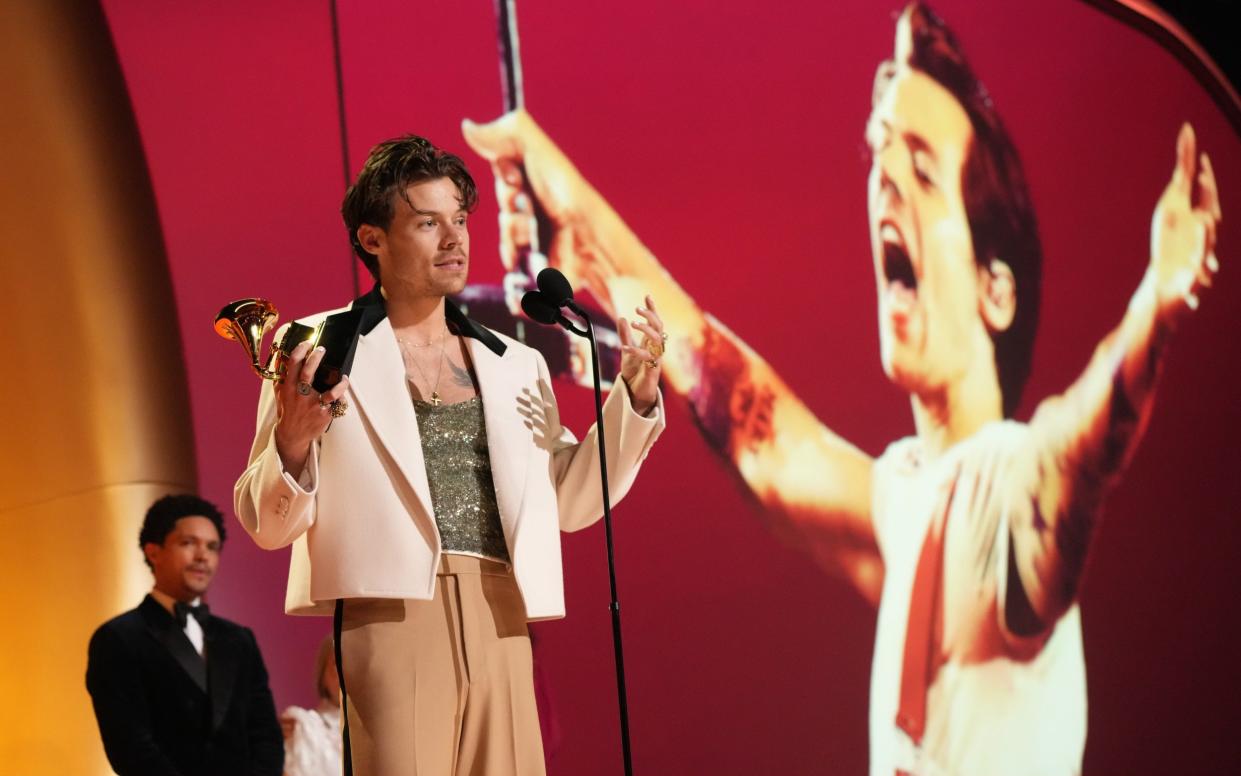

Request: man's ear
left=356, top=224, right=384, bottom=256
left=142, top=542, right=160, bottom=568
left=980, top=258, right=1016, bottom=333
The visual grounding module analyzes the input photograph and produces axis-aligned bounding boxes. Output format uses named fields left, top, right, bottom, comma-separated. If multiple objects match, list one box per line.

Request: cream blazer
left=233, top=307, right=664, bottom=620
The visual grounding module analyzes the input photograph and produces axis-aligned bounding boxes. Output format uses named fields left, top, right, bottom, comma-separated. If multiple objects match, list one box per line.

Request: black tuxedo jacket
left=85, top=595, right=283, bottom=776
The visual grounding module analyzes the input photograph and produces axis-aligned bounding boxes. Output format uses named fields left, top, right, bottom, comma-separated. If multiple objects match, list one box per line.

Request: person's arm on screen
left=1004, top=123, right=1221, bottom=637
left=463, top=110, right=882, bottom=602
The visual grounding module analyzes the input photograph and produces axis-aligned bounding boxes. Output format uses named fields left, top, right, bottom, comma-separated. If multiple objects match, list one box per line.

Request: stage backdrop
left=78, top=0, right=1241, bottom=773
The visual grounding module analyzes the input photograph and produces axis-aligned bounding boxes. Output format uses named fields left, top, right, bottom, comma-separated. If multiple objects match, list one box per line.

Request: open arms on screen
left=1002, top=123, right=1222, bottom=636
left=463, top=111, right=883, bottom=603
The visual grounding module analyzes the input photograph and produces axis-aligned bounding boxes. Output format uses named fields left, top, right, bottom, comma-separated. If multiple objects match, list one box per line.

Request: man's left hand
left=1150, top=122, right=1222, bottom=324
left=619, top=294, right=665, bottom=415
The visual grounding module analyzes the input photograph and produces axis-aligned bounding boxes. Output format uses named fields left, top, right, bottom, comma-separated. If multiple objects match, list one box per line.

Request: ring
left=329, top=398, right=349, bottom=418
left=643, top=358, right=659, bottom=369
left=644, top=336, right=665, bottom=360
left=296, top=381, right=312, bottom=396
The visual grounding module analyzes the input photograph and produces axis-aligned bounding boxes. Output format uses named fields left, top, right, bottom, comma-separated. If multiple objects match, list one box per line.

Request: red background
left=99, top=1, right=1241, bottom=773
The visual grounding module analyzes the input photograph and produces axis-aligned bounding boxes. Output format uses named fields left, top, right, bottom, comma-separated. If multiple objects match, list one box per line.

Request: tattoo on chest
left=447, top=358, right=478, bottom=389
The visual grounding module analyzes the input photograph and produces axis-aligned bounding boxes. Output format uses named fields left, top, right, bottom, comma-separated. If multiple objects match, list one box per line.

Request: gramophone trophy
left=214, top=298, right=363, bottom=417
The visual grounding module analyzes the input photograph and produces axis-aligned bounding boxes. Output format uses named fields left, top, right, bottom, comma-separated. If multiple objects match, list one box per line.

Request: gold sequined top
left=413, top=395, right=510, bottom=563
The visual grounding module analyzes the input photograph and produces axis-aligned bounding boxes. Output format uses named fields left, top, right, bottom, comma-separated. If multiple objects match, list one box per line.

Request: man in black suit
left=86, top=494, right=283, bottom=776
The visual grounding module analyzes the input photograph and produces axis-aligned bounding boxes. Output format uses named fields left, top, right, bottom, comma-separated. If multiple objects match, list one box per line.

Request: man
left=460, top=3, right=1222, bottom=774
left=86, top=494, right=283, bottom=776
left=233, top=135, right=665, bottom=775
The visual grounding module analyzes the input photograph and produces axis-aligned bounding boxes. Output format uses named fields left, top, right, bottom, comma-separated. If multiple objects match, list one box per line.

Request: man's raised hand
left=1150, top=122, right=1222, bottom=322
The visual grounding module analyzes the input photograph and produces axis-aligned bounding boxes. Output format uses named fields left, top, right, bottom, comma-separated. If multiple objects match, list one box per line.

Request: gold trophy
left=214, top=298, right=353, bottom=417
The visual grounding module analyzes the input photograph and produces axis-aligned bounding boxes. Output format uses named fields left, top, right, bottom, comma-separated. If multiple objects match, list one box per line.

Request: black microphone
left=520, top=290, right=563, bottom=326
left=520, top=289, right=589, bottom=337
left=536, top=267, right=587, bottom=317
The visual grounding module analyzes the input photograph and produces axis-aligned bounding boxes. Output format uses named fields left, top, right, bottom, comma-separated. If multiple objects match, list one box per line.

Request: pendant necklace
left=399, top=324, right=449, bottom=406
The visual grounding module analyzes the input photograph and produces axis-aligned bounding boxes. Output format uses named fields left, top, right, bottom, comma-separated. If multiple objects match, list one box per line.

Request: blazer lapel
left=347, top=318, right=435, bottom=517
left=468, top=336, right=529, bottom=540
left=204, top=621, right=238, bottom=731
left=139, top=596, right=207, bottom=694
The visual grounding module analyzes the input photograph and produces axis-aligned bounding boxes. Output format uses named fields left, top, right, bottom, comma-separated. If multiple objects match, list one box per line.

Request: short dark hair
left=340, top=134, right=479, bottom=281
left=875, top=2, right=1043, bottom=417
left=139, top=494, right=226, bottom=570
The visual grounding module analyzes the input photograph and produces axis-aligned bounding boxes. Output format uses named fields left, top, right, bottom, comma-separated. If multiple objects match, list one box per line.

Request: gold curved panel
left=0, top=2, right=196, bottom=774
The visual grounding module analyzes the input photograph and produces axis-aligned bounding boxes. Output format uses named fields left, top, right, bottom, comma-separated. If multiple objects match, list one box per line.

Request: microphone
left=536, top=267, right=586, bottom=317
left=520, top=289, right=587, bottom=337
left=520, top=290, right=564, bottom=326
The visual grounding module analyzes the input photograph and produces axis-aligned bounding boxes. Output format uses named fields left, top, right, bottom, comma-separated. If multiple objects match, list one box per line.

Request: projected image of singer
left=461, top=3, right=1224, bottom=774
left=233, top=135, right=665, bottom=776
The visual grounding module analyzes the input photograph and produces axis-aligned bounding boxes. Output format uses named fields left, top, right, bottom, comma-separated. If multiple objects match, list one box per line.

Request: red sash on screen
left=894, top=477, right=955, bottom=776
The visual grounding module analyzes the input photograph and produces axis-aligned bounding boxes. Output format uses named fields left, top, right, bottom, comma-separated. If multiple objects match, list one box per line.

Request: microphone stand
left=493, top=0, right=632, bottom=767
left=560, top=302, right=634, bottom=776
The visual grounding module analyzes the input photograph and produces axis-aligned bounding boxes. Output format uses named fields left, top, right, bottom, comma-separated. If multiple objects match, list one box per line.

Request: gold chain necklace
left=400, top=320, right=445, bottom=347
left=399, top=325, right=449, bottom=406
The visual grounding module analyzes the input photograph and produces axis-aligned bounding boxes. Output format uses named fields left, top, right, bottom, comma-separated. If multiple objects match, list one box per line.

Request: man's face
left=373, top=176, right=470, bottom=297
left=145, top=516, right=221, bottom=602
left=866, top=65, right=990, bottom=400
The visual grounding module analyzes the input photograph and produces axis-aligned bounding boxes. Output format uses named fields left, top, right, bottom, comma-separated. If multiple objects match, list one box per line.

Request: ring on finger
left=296, top=381, right=312, bottom=396
left=643, top=358, right=659, bottom=369
left=643, top=336, right=665, bottom=359
left=329, top=398, right=349, bottom=418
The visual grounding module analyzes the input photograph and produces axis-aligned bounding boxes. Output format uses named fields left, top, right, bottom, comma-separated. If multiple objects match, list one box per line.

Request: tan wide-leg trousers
left=339, top=555, right=546, bottom=776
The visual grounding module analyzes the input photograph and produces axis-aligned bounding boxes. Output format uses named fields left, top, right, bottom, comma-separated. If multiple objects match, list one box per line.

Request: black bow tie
left=173, top=601, right=210, bottom=628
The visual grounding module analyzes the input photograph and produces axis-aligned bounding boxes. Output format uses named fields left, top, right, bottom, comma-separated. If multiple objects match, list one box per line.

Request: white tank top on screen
left=869, top=423, right=1086, bottom=776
